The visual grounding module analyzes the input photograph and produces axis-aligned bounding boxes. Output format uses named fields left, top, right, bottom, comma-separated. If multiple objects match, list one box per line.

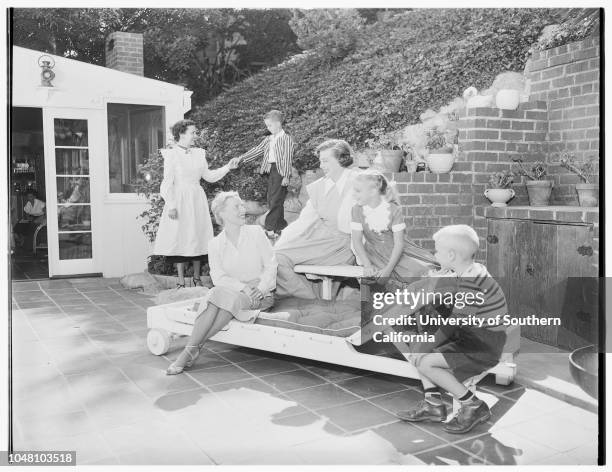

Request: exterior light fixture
left=38, top=55, right=56, bottom=87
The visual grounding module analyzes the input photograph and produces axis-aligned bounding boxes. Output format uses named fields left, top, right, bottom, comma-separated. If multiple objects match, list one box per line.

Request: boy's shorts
left=434, top=327, right=507, bottom=382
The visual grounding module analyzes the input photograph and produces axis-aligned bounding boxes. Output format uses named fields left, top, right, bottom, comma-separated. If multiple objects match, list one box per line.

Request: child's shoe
left=396, top=399, right=447, bottom=423
left=443, top=398, right=491, bottom=434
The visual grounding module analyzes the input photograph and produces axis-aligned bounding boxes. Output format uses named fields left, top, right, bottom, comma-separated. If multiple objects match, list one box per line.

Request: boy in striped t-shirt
left=397, top=224, right=508, bottom=434
left=238, top=110, right=296, bottom=239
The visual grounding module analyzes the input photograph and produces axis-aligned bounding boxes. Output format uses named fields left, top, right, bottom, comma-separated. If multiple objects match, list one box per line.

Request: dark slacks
left=265, top=163, right=288, bottom=233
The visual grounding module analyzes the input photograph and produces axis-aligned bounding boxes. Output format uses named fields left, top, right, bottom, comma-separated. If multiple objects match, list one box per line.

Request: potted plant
left=424, top=128, right=455, bottom=173
left=492, top=71, right=527, bottom=110
left=365, top=127, right=404, bottom=172
left=512, top=158, right=553, bottom=206
left=559, top=152, right=599, bottom=207
left=399, top=123, right=427, bottom=172
left=484, top=170, right=515, bottom=207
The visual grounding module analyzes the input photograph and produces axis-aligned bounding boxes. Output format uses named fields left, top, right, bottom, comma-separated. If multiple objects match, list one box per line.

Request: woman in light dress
left=166, top=191, right=279, bottom=375
left=153, top=120, right=239, bottom=288
left=273, top=139, right=358, bottom=299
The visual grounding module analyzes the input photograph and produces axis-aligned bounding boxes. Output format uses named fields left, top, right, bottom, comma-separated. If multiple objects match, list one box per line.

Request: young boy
left=396, top=224, right=508, bottom=434
left=238, top=110, right=296, bottom=238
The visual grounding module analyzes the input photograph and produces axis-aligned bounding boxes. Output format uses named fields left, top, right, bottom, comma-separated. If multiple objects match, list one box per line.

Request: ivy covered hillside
left=186, top=8, right=567, bottom=201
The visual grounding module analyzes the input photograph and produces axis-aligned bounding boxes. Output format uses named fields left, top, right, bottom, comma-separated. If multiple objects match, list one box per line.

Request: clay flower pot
left=525, top=180, right=553, bottom=206
left=373, top=150, right=404, bottom=173
left=484, top=188, right=515, bottom=207
left=575, top=183, right=598, bottom=207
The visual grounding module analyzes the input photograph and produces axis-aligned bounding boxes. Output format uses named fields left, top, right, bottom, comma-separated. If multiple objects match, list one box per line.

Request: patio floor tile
left=454, top=429, right=560, bottom=465
left=167, top=350, right=231, bottom=371
left=216, top=347, right=267, bottom=364
left=259, top=369, right=328, bottom=392
left=367, top=388, right=424, bottom=415
left=237, top=357, right=303, bottom=377
left=120, top=363, right=201, bottom=398
left=317, top=400, right=396, bottom=432
left=371, top=420, right=446, bottom=454
left=291, top=430, right=404, bottom=465
left=285, top=382, right=361, bottom=410
left=414, top=444, right=481, bottom=465
left=186, top=363, right=253, bottom=386
left=19, top=410, right=97, bottom=441
left=335, top=374, right=409, bottom=399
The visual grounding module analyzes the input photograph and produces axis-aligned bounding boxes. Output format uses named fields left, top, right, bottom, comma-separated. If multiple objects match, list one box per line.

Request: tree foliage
left=11, top=8, right=299, bottom=103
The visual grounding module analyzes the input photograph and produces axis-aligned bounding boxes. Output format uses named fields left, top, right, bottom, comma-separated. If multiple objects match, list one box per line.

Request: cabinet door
left=487, top=219, right=597, bottom=350
left=521, top=222, right=559, bottom=346
left=486, top=218, right=531, bottom=342
left=554, top=223, right=598, bottom=350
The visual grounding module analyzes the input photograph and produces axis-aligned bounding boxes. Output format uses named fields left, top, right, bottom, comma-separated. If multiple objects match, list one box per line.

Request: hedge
left=189, top=8, right=564, bottom=201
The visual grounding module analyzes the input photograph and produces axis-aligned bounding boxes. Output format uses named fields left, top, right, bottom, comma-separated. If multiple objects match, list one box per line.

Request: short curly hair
left=315, top=139, right=353, bottom=168
left=171, top=119, right=196, bottom=141
left=211, top=191, right=242, bottom=227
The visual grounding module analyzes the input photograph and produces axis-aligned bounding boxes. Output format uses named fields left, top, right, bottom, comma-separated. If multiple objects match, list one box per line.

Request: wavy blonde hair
left=210, top=191, right=242, bottom=226
left=355, top=168, right=399, bottom=204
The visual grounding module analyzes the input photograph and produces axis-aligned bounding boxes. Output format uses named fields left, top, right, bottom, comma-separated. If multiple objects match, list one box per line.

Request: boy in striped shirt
left=238, top=110, right=296, bottom=238
left=396, top=224, right=508, bottom=434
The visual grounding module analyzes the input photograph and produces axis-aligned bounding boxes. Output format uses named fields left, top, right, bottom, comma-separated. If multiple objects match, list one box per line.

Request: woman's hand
left=228, top=158, right=240, bottom=170
left=281, top=177, right=290, bottom=187
left=168, top=208, right=178, bottom=220
left=362, top=265, right=377, bottom=277
left=242, top=286, right=264, bottom=307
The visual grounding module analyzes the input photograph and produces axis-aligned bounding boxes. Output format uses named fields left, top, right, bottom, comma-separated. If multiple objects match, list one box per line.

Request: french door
left=43, top=109, right=101, bottom=277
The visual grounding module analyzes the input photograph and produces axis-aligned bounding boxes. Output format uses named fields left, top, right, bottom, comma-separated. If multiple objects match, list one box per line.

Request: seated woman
left=274, top=139, right=357, bottom=299
left=166, top=191, right=277, bottom=375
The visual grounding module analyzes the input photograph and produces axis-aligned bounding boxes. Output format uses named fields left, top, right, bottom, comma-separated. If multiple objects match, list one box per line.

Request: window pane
left=56, top=176, right=90, bottom=204
left=58, top=205, right=91, bottom=231
left=54, top=119, right=88, bottom=146
left=55, top=149, right=89, bottom=175
left=107, top=103, right=165, bottom=193
left=59, top=232, right=92, bottom=260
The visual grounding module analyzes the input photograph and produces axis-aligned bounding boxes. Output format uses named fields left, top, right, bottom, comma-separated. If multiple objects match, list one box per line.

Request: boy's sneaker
left=396, top=400, right=447, bottom=423
left=443, top=398, right=491, bottom=434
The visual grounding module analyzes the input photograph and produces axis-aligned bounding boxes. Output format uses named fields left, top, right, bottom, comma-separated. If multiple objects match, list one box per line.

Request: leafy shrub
left=289, top=9, right=366, bottom=62
left=189, top=9, right=562, bottom=202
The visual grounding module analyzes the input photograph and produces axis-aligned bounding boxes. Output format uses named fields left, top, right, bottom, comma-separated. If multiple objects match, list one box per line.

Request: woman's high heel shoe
left=165, top=345, right=201, bottom=375
left=192, top=276, right=204, bottom=287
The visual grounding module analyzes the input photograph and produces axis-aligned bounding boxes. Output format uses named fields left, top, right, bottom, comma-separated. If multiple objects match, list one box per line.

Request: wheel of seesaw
left=147, top=328, right=171, bottom=356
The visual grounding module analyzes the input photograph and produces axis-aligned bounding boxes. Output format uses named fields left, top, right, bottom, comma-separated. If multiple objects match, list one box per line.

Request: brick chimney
left=105, top=32, right=144, bottom=76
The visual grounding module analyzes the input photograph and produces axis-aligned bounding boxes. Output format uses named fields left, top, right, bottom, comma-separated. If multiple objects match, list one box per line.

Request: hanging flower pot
left=525, top=180, right=553, bottom=206
left=495, top=89, right=521, bottom=110
left=575, top=183, right=599, bottom=207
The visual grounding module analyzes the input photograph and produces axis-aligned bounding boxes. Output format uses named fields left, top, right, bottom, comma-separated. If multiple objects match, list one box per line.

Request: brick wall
left=526, top=36, right=601, bottom=204
left=390, top=35, right=600, bottom=260
left=105, top=32, right=144, bottom=76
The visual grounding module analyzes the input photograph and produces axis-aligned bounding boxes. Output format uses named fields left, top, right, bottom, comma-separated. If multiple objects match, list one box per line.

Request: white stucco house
left=11, top=32, right=192, bottom=278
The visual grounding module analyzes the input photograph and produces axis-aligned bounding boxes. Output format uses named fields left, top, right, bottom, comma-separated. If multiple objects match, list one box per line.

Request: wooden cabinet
left=486, top=217, right=598, bottom=350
